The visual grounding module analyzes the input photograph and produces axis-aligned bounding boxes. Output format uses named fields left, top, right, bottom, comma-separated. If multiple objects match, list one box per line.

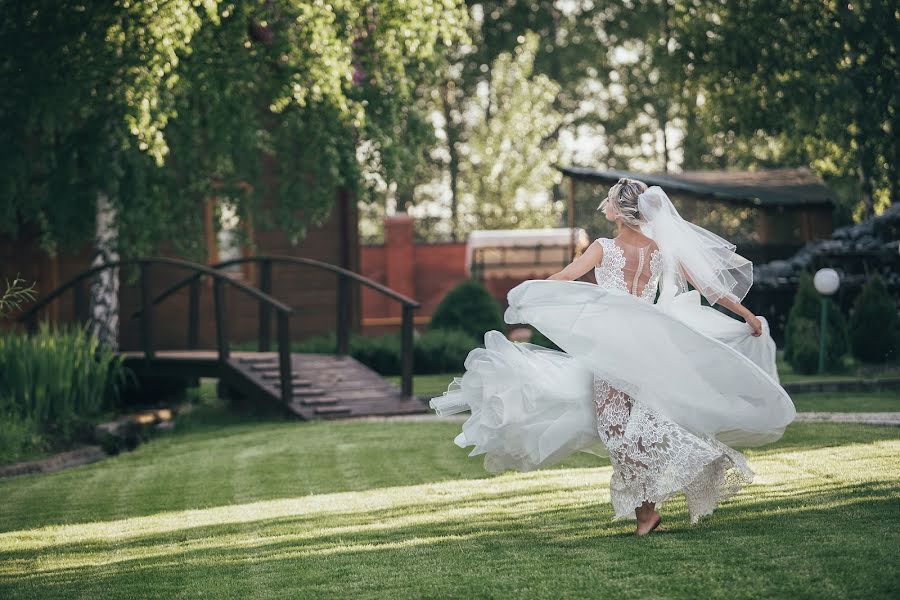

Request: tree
left=676, top=0, right=898, bottom=219
left=412, top=1, right=611, bottom=240
left=456, top=32, right=565, bottom=233
left=1, top=0, right=468, bottom=344
left=0, top=0, right=469, bottom=253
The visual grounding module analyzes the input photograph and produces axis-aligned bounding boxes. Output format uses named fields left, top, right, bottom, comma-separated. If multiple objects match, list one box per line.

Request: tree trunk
left=89, top=192, right=120, bottom=351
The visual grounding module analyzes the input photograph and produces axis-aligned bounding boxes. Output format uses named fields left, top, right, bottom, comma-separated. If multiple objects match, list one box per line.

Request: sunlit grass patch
left=0, top=419, right=897, bottom=599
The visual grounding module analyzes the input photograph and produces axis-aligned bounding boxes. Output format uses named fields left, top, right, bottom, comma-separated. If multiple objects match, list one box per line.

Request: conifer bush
left=783, top=271, right=849, bottom=374
left=849, top=274, right=900, bottom=363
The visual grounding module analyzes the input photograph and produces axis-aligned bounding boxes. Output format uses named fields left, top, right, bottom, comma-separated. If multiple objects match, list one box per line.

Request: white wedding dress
left=430, top=235, right=796, bottom=524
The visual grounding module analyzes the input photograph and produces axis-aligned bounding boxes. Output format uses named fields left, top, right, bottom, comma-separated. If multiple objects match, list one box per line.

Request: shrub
left=849, top=275, right=900, bottom=363
left=294, top=332, right=341, bottom=354
left=784, top=271, right=849, bottom=373
left=414, top=329, right=478, bottom=374
left=0, top=412, right=44, bottom=465
left=350, top=333, right=402, bottom=375
left=429, top=279, right=505, bottom=342
left=783, top=318, right=822, bottom=375
left=273, top=328, right=477, bottom=376
left=0, top=323, right=128, bottom=439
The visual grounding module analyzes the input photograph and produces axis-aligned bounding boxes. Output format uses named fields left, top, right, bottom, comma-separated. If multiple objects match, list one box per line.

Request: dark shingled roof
left=559, top=166, right=835, bottom=208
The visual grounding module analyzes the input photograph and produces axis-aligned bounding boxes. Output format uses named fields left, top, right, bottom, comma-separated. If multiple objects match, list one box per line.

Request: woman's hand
left=744, top=313, right=763, bottom=337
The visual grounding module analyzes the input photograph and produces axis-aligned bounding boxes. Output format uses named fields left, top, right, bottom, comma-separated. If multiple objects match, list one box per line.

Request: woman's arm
left=680, top=266, right=763, bottom=336
left=547, top=241, right=604, bottom=281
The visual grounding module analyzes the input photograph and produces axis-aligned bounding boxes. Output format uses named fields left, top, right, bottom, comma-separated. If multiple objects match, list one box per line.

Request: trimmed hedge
left=282, top=328, right=479, bottom=376
left=783, top=271, right=849, bottom=374
left=429, top=279, right=505, bottom=342
left=849, top=274, right=900, bottom=363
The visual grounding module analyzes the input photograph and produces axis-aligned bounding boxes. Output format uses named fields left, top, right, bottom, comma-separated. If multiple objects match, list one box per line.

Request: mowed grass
left=0, top=398, right=898, bottom=599
left=791, top=391, right=900, bottom=413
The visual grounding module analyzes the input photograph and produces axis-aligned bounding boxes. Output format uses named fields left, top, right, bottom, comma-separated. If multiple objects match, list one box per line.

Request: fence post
left=139, top=262, right=155, bottom=360
left=277, top=311, right=292, bottom=404
left=258, top=259, right=273, bottom=352
left=188, top=277, right=200, bottom=350
left=336, top=274, right=350, bottom=355
left=401, top=303, right=414, bottom=398
left=213, top=277, right=229, bottom=361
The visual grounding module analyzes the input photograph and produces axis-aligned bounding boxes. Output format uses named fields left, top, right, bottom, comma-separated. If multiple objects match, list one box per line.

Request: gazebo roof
left=559, top=166, right=835, bottom=208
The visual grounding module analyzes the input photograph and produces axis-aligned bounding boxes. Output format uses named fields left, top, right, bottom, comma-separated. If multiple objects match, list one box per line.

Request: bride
left=430, top=177, right=796, bottom=536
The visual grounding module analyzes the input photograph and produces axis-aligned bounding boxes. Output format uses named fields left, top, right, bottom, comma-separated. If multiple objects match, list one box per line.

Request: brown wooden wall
left=0, top=191, right=360, bottom=350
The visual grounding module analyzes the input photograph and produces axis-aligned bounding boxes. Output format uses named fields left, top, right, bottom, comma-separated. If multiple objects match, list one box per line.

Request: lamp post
left=813, top=268, right=841, bottom=374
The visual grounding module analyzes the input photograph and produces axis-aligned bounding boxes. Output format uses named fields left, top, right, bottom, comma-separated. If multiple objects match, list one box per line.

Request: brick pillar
left=384, top=213, right=415, bottom=317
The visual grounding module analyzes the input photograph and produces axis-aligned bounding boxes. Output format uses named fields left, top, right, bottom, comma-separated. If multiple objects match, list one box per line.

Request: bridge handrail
left=17, top=257, right=297, bottom=404
left=133, top=255, right=419, bottom=316
left=132, top=255, right=419, bottom=398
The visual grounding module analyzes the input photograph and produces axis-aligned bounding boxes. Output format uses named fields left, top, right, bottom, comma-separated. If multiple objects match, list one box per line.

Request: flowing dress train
left=430, top=237, right=794, bottom=524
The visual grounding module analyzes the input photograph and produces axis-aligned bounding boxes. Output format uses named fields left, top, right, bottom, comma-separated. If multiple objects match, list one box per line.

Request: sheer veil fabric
left=429, top=186, right=796, bottom=508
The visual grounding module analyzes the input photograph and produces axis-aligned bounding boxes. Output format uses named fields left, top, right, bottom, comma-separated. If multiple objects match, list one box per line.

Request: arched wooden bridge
left=18, top=256, right=426, bottom=419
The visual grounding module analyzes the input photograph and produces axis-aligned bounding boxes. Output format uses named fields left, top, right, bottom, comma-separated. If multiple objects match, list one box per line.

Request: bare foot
left=635, top=512, right=662, bottom=536
left=635, top=500, right=662, bottom=536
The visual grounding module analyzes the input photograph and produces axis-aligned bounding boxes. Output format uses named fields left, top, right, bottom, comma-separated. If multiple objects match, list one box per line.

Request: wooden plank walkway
left=121, top=351, right=428, bottom=420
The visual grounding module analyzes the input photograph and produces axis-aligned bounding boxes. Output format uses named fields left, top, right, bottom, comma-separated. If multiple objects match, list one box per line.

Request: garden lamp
left=813, top=268, right=841, bottom=374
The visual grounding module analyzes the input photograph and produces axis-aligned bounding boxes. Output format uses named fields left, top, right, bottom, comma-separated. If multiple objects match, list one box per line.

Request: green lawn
left=389, top=373, right=462, bottom=399
left=791, top=391, right=900, bottom=413
left=0, top=396, right=898, bottom=599
left=776, top=351, right=900, bottom=383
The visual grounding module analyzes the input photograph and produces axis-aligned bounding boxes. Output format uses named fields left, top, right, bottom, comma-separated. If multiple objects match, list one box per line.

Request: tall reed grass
left=0, top=323, right=128, bottom=437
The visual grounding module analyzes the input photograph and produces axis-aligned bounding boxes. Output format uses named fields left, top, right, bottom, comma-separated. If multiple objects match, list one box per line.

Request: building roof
left=559, top=166, right=835, bottom=208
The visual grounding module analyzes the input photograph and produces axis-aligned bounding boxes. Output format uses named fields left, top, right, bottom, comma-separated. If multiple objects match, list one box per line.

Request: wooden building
left=560, top=167, right=836, bottom=264
left=0, top=174, right=361, bottom=350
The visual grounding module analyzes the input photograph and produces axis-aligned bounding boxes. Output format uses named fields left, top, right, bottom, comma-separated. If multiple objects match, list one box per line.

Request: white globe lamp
left=813, top=268, right=841, bottom=374
left=814, top=268, right=840, bottom=296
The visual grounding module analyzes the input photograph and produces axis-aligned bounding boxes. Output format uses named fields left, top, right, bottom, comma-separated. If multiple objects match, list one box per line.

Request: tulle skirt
left=430, top=279, right=796, bottom=522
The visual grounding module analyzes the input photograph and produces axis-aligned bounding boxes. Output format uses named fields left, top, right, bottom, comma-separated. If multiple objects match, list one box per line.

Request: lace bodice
left=594, top=237, right=663, bottom=304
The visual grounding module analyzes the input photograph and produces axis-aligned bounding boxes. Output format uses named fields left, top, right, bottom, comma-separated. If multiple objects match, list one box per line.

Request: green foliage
left=0, top=324, right=128, bottom=439
left=413, top=329, right=477, bottom=375
left=784, top=272, right=849, bottom=374
left=677, top=0, right=897, bottom=219
left=429, top=279, right=505, bottom=342
left=287, top=328, right=476, bottom=376
left=849, top=275, right=900, bottom=363
left=0, top=413, right=45, bottom=465
left=350, top=333, right=403, bottom=376
left=0, top=1, right=469, bottom=256
left=455, top=32, right=564, bottom=233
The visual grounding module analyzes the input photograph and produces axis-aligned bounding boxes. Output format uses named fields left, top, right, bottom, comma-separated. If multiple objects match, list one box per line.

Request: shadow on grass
left=1, top=477, right=897, bottom=599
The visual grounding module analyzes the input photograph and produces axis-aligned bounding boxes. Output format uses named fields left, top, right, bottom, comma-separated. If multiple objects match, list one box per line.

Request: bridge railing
left=135, top=256, right=421, bottom=398
left=18, top=257, right=298, bottom=403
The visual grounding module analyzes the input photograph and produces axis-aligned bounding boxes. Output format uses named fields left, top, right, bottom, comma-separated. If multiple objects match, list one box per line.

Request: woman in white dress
left=430, top=177, right=796, bottom=536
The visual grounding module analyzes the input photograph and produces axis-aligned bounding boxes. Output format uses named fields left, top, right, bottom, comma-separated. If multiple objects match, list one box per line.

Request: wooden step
left=236, top=356, right=278, bottom=365
left=259, top=373, right=313, bottom=386
left=274, top=385, right=327, bottom=396
left=293, top=395, right=339, bottom=406
left=313, top=405, right=353, bottom=416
